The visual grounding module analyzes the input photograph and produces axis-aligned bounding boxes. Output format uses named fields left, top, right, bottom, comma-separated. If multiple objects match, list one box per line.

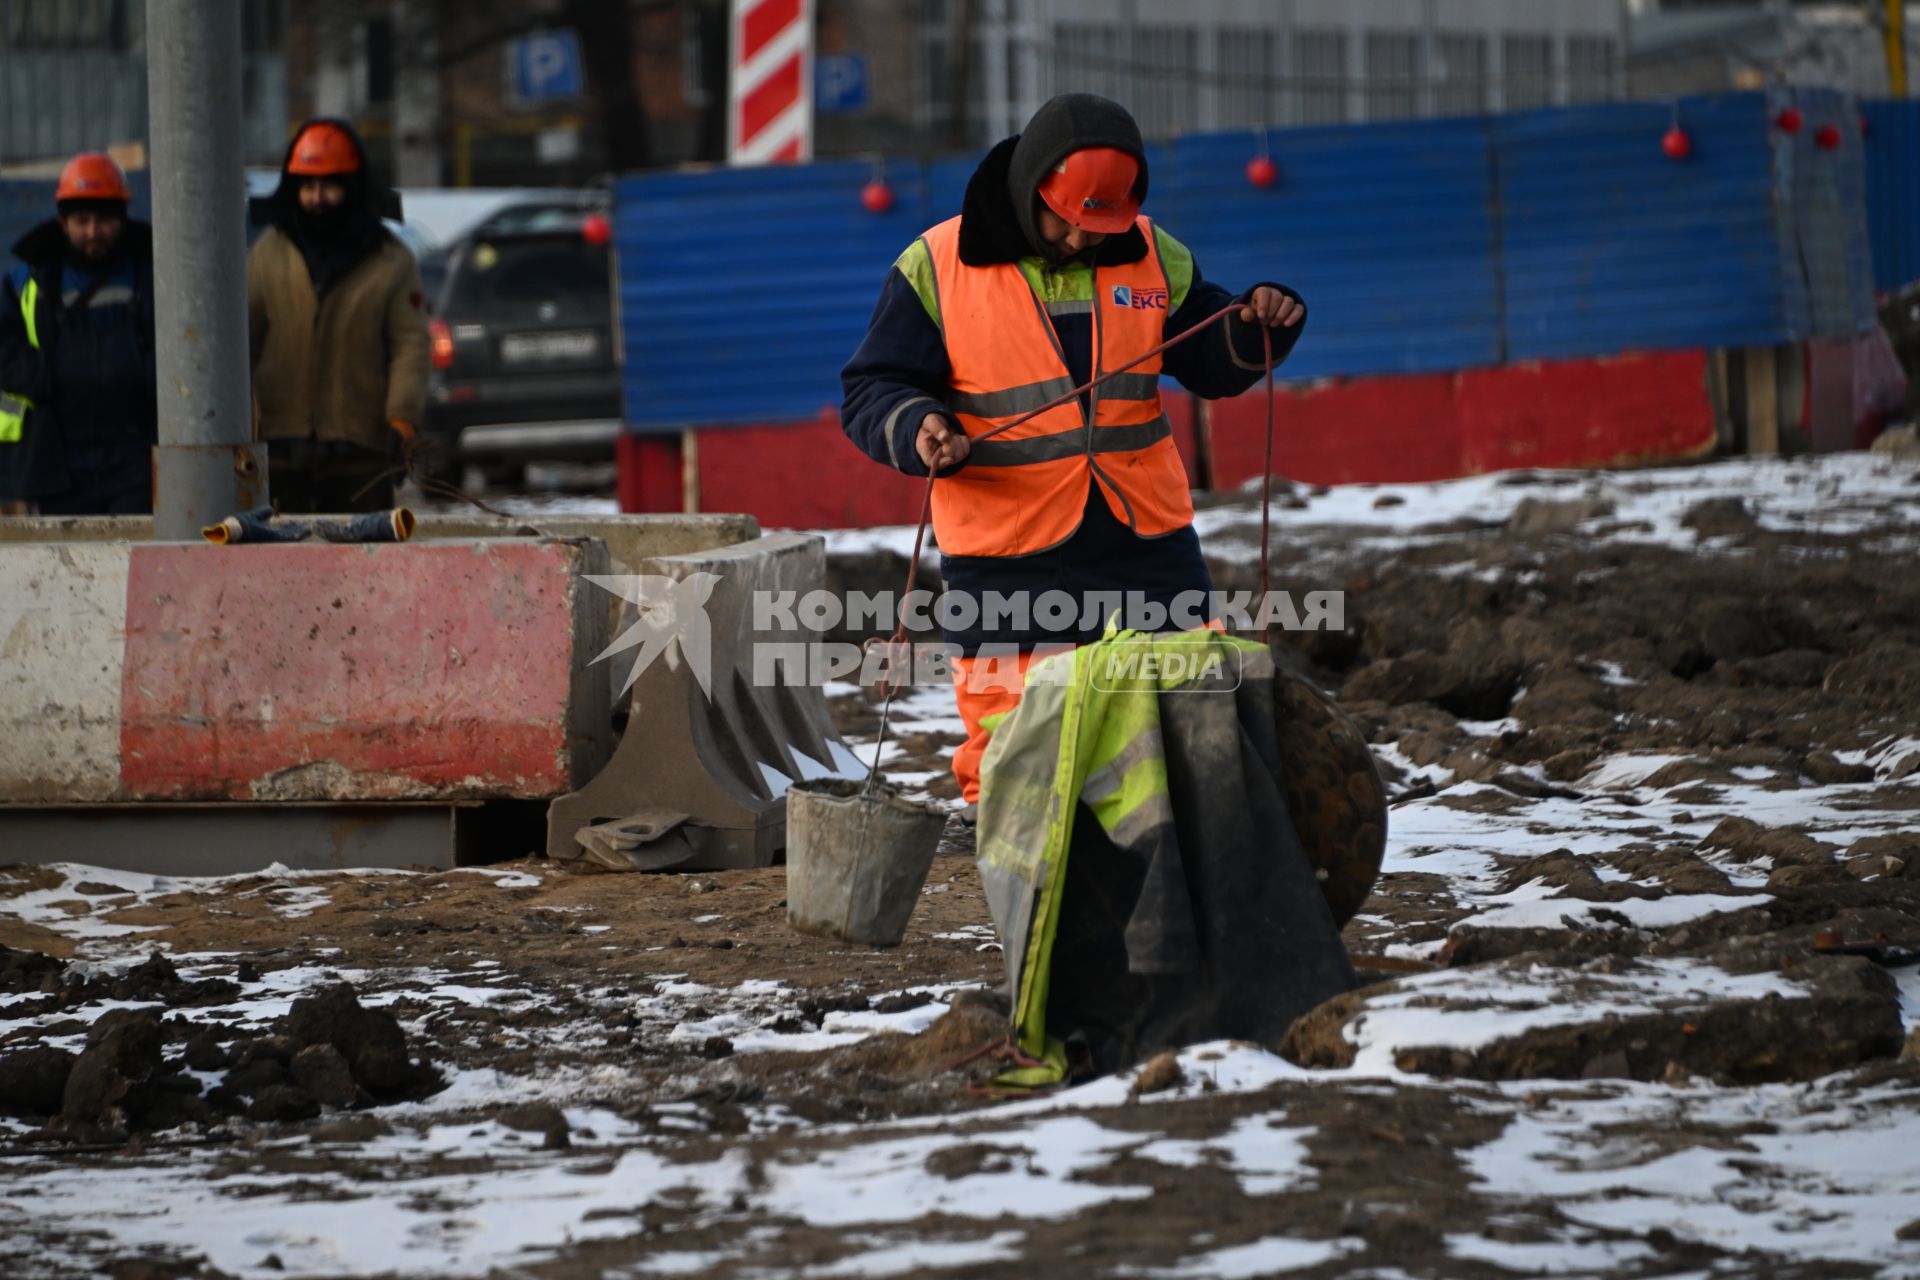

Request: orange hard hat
left=286, top=122, right=361, bottom=176
left=55, top=153, right=131, bottom=205
left=1037, top=147, right=1141, bottom=234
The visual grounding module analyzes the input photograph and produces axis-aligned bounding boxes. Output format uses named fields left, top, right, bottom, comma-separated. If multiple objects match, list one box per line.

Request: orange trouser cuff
left=949, top=650, right=1045, bottom=804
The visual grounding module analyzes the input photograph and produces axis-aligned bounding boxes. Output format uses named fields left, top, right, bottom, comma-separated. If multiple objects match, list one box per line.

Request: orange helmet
left=286, top=122, right=361, bottom=177
left=55, top=153, right=131, bottom=205
left=1037, top=147, right=1141, bottom=234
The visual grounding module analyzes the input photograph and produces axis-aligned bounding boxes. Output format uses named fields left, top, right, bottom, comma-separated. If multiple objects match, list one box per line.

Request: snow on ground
left=9, top=768, right=1917, bottom=1273
left=813, top=523, right=939, bottom=564
left=1121, top=1236, right=1364, bottom=1278
left=2, top=1030, right=1329, bottom=1277
left=1193, top=451, right=1920, bottom=562
left=1381, top=761, right=1915, bottom=918
left=808, top=454, right=1920, bottom=580
left=1461, top=1077, right=1920, bottom=1268
left=9, top=1016, right=1920, bottom=1276
left=0, top=862, right=550, bottom=955
left=8, top=453, right=1920, bottom=1277
left=1341, top=958, right=1800, bottom=1076
left=828, top=679, right=968, bottom=806
left=1835, top=734, right=1920, bottom=781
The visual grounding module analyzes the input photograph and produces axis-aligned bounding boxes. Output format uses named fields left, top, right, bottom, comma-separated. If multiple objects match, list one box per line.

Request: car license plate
left=500, top=331, right=597, bottom=363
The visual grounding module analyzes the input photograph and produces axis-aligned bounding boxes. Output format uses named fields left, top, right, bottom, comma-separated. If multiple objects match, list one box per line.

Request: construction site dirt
left=3, top=452, right=1919, bottom=1279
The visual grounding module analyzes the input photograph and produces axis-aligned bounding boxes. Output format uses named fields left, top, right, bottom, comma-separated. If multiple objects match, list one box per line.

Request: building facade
left=914, top=0, right=1629, bottom=147
left=0, top=0, right=288, bottom=169
left=1629, top=1, right=1920, bottom=100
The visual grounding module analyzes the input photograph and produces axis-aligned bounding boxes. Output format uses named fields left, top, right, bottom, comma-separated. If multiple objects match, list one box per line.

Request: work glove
left=312, top=509, right=417, bottom=544
left=202, top=506, right=311, bottom=545
left=389, top=418, right=418, bottom=461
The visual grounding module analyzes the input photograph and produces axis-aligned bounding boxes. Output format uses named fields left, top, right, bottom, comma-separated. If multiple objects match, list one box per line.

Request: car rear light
left=581, top=212, right=612, bottom=246
left=429, top=318, right=455, bottom=370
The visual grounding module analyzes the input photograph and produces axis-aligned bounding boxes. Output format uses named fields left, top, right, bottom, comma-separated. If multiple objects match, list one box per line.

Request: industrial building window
left=1053, top=23, right=1122, bottom=106
left=1433, top=31, right=1486, bottom=117
left=365, top=16, right=394, bottom=106
left=3, top=0, right=120, bottom=49
left=1133, top=25, right=1198, bottom=139
left=1294, top=28, right=1346, bottom=126
left=923, top=0, right=991, bottom=144
left=241, top=0, right=283, bottom=55
left=923, top=29, right=988, bottom=142
left=1216, top=27, right=1278, bottom=128
left=1364, top=31, right=1418, bottom=122
left=1567, top=35, right=1615, bottom=103
left=1504, top=34, right=1554, bottom=110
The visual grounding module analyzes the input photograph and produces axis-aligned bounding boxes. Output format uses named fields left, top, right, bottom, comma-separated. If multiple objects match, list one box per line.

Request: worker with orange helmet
left=247, top=118, right=429, bottom=512
left=840, top=94, right=1307, bottom=814
left=0, top=152, right=159, bottom=514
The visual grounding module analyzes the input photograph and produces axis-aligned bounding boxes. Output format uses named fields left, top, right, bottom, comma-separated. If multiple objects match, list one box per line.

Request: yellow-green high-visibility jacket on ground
left=976, top=627, right=1357, bottom=1091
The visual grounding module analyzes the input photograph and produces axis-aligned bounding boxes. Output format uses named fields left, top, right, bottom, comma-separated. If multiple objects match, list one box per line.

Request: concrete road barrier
left=548, top=531, right=866, bottom=871
left=1, top=539, right=613, bottom=805
left=0, top=512, right=860, bottom=873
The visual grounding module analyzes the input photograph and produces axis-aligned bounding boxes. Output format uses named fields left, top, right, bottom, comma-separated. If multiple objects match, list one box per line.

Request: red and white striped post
left=728, top=0, right=814, bottom=164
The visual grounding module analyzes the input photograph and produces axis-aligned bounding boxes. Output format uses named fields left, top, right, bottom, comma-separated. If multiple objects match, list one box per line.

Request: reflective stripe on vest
left=976, top=628, right=1272, bottom=1091
left=21, top=277, right=40, bottom=350
left=967, top=414, right=1171, bottom=467
left=1, top=280, right=38, bottom=442
left=921, top=214, right=1194, bottom=558
left=0, top=391, right=28, bottom=443
left=61, top=283, right=135, bottom=310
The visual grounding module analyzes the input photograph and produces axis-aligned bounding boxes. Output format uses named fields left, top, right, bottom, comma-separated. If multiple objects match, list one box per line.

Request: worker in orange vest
left=841, top=94, right=1306, bottom=814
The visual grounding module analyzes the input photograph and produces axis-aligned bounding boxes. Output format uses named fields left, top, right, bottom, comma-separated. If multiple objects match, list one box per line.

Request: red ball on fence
left=1776, top=106, right=1804, bottom=134
left=1245, top=155, right=1278, bottom=188
left=1815, top=123, right=1843, bottom=150
left=1662, top=127, right=1692, bottom=160
left=860, top=180, right=895, bottom=214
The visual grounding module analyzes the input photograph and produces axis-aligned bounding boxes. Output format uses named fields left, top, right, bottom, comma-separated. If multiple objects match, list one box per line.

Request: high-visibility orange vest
left=922, top=214, right=1193, bottom=558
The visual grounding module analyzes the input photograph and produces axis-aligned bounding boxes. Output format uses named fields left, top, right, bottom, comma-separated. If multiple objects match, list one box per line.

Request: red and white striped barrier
left=728, top=0, right=813, bottom=164
left=0, top=540, right=611, bottom=806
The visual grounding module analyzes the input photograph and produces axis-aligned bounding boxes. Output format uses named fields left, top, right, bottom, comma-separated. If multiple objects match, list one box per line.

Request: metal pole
left=1888, top=0, right=1908, bottom=98
left=145, top=0, right=265, bottom=540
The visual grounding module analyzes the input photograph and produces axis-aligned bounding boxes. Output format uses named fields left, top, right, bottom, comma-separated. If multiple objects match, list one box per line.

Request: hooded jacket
left=1002, top=92, right=1153, bottom=263
left=839, top=94, right=1306, bottom=652
left=0, top=217, right=158, bottom=503
left=246, top=119, right=428, bottom=451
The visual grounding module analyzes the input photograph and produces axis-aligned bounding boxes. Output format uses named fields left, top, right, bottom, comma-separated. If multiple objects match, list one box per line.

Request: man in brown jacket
left=248, top=118, right=429, bottom=513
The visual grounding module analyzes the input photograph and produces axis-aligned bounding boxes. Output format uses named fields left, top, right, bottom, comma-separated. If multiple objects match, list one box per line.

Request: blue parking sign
left=816, top=53, right=869, bottom=115
left=511, top=30, right=585, bottom=103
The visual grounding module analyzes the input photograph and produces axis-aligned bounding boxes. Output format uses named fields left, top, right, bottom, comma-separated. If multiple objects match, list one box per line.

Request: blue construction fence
left=1, top=88, right=1899, bottom=434
left=1862, top=97, right=1920, bottom=294
left=612, top=88, right=1889, bottom=433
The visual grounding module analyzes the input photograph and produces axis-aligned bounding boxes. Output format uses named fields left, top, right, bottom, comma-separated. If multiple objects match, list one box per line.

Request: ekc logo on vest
left=1111, top=285, right=1168, bottom=310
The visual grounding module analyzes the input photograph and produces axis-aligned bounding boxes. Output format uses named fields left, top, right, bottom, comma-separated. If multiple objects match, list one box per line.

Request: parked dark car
left=422, top=198, right=620, bottom=485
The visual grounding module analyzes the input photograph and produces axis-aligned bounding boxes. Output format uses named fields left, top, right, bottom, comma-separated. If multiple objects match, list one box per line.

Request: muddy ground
left=3, top=454, right=1920, bottom=1279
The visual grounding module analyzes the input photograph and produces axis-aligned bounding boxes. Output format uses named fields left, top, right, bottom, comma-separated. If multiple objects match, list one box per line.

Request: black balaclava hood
left=1006, top=94, right=1150, bottom=260
left=253, top=118, right=401, bottom=297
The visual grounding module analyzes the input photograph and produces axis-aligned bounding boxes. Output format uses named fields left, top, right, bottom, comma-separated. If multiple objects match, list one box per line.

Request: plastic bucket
left=785, top=779, right=948, bottom=947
